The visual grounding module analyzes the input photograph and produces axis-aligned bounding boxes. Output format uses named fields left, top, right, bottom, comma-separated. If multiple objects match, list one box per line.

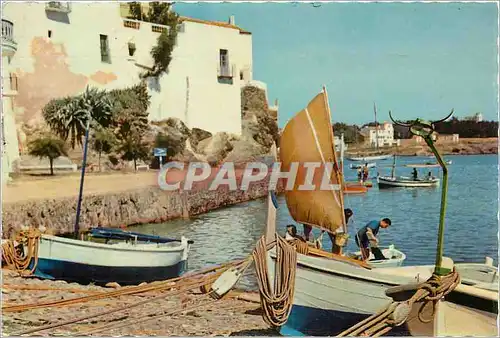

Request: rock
left=189, top=128, right=212, bottom=148
left=241, top=85, right=268, bottom=113
left=105, top=282, right=121, bottom=288
left=223, top=140, right=267, bottom=164
left=241, top=111, right=278, bottom=149
left=197, top=133, right=233, bottom=163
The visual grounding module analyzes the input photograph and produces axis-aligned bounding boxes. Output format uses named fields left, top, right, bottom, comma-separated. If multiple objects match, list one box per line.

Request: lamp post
left=74, top=110, right=91, bottom=238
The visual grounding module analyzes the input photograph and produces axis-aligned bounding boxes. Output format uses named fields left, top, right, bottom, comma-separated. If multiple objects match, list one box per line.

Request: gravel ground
left=1, top=269, right=275, bottom=336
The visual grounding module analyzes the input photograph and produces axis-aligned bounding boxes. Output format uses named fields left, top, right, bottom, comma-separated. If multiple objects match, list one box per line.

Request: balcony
left=2, top=74, right=18, bottom=97
left=1, top=19, right=17, bottom=56
left=45, top=1, right=71, bottom=13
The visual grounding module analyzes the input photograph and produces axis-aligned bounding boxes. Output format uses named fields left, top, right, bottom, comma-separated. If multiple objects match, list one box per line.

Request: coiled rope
left=337, top=268, right=461, bottom=337
left=252, top=234, right=297, bottom=328
left=2, top=228, right=41, bottom=276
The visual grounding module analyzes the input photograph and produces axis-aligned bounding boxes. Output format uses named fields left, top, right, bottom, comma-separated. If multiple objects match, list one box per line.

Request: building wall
left=362, top=122, right=397, bottom=147
left=2, top=18, right=21, bottom=184
left=3, top=2, right=253, bottom=140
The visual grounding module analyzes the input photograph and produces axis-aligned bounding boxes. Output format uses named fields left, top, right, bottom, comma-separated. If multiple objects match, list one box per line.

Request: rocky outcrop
left=145, top=85, right=279, bottom=165
left=2, top=177, right=284, bottom=238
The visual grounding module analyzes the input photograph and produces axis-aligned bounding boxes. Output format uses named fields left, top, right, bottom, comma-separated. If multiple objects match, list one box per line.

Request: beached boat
left=29, top=229, right=191, bottom=285
left=349, top=162, right=376, bottom=169
left=15, top=112, right=194, bottom=286
left=261, top=88, right=496, bottom=336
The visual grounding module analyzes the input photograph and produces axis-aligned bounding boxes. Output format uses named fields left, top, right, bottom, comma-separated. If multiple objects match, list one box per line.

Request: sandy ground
left=1, top=269, right=273, bottom=336
left=2, top=167, right=271, bottom=205
left=3, top=171, right=160, bottom=204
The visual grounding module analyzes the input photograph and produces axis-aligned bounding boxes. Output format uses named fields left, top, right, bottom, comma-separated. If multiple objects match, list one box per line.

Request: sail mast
left=323, top=86, right=346, bottom=229
left=374, top=102, right=379, bottom=151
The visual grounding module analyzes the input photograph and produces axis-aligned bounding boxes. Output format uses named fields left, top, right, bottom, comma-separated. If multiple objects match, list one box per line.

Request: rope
left=2, top=228, right=41, bottom=276
left=290, top=238, right=309, bottom=255
left=336, top=268, right=460, bottom=337
left=3, top=258, right=246, bottom=313
left=11, top=260, right=250, bottom=336
left=252, top=234, right=297, bottom=328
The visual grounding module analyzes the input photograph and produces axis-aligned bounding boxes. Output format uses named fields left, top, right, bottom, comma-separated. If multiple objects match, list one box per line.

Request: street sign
left=153, top=148, right=167, bottom=157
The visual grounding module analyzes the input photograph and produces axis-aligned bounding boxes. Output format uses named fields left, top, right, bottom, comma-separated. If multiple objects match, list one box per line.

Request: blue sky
left=173, top=2, right=498, bottom=127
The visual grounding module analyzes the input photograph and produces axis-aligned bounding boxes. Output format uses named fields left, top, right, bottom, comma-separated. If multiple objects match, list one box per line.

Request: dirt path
left=3, top=171, right=159, bottom=204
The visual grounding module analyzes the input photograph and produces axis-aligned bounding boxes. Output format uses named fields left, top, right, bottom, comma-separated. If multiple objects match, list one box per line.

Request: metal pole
left=424, top=136, right=449, bottom=276
left=74, top=113, right=91, bottom=238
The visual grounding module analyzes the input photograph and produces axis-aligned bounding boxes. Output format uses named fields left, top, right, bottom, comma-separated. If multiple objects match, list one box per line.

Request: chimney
left=229, top=15, right=235, bottom=25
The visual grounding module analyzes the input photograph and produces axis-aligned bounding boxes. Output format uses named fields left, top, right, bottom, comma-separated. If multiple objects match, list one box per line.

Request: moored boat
left=378, top=175, right=440, bottom=188
left=349, top=162, right=376, bottom=169
left=345, top=154, right=392, bottom=162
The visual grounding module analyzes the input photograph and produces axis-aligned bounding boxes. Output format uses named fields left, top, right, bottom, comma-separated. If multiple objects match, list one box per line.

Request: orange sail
left=279, top=87, right=346, bottom=233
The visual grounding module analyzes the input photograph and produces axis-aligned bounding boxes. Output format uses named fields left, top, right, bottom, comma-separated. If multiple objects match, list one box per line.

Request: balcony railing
left=9, top=74, right=18, bottom=92
left=2, top=19, right=15, bottom=44
left=217, top=63, right=234, bottom=78
left=123, top=19, right=140, bottom=30
left=45, top=2, right=71, bottom=13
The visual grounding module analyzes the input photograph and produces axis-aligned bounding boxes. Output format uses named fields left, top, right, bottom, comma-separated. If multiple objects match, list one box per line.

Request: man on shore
left=355, top=218, right=391, bottom=261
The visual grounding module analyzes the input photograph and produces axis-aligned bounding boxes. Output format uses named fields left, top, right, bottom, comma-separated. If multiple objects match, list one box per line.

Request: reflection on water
left=130, top=155, right=498, bottom=290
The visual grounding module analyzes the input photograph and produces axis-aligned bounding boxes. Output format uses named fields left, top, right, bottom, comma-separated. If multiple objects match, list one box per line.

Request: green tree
left=91, top=128, right=117, bottom=172
left=141, top=3, right=179, bottom=78
left=118, top=131, right=150, bottom=171
left=28, top=135, right=68, bottom=176
left=43, top=86, right=113, bottom=149
left=127, top=2, right=143, bottom=20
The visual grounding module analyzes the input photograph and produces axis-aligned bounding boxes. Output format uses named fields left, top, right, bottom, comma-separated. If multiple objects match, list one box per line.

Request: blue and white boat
left=23, top=106, right=192, bottom=286
left=28, top=228, right=191, bottom=286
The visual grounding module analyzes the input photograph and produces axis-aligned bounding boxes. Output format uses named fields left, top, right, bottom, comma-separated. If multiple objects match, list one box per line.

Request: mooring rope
left=2, top=228, right=41, bottom=276
left=252, top=234, right=297, bottom=328
left=337, top=268, right=461, bottom=337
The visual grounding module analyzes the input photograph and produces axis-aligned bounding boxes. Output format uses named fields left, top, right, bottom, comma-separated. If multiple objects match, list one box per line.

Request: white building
left=360, top=122, right=399, bottom=147
left=463, top=112, right=483, bottom=122
left=2, top=2, right=258, bottom=173
left=2, top=17, right=21, bottom=184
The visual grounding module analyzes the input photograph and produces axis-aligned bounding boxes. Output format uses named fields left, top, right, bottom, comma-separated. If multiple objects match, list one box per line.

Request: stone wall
left=2, top=178, right=284, bottom=239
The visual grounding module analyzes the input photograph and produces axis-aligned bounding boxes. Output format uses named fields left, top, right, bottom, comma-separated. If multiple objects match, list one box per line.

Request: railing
left=9, top=74, right=18, bottom=91
left=217, top=63, right=234, bottom=78
left=45, top=1, right=71, bottom=13
left=123, top=19, right=140, bottom=30
left=2, top=19, right=15, bottom=43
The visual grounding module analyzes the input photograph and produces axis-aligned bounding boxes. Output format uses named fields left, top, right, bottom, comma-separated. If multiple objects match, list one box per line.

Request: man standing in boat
left=322, top=208, right=353, bottom=254
left=355, top=218, right=391, bottom=261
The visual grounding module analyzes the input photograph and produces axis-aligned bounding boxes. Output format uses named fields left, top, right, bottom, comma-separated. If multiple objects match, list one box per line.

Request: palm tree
left=28, top=135, right=68, bottom=175
left=42, top=86, right=113, bottom=149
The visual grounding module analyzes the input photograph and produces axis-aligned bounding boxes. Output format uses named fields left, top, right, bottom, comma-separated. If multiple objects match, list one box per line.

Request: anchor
left=389, top=109, right=454, bottom=276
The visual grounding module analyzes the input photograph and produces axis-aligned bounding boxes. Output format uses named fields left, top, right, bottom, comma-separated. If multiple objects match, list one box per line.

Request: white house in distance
left=360, top=122, right=400, bottom=148
left=1, top=2, right=263, bottom=180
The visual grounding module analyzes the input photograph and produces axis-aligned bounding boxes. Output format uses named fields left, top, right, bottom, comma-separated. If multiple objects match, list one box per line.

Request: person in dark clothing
left=412, top=168, right=418, bottom=180
left=303, top=224, right=313, bottom=242
left=355, top=218, right=391, bottom=261
left=285, top=224, right=305, bottom=241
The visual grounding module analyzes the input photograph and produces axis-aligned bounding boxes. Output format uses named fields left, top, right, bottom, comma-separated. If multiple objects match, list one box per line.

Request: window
left=100, top=34, right=110, bottom=63
left=240, top=71, right=244, bottom=80
left=48, top=30, right=52, bottom=38
left=219, top=49, right=229, bottom=76
left=128, top=42, right=136, bottom=57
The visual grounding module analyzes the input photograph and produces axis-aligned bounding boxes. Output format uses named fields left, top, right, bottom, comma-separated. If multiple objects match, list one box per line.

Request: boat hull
left=29, top=234, right=190, bottom=285
left=268, top=250, right=498, bottom=336
left=378, top=176, right=440, bottom=188
left=346, top=154, right=392, bottom=162
left=349, top=163, right=376, bottom=169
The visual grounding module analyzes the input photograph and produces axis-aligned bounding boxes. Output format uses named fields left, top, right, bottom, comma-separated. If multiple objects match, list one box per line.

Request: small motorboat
left=345, top=154, right=392, bottom=162
left=349, top=245, right=407, bottom=268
